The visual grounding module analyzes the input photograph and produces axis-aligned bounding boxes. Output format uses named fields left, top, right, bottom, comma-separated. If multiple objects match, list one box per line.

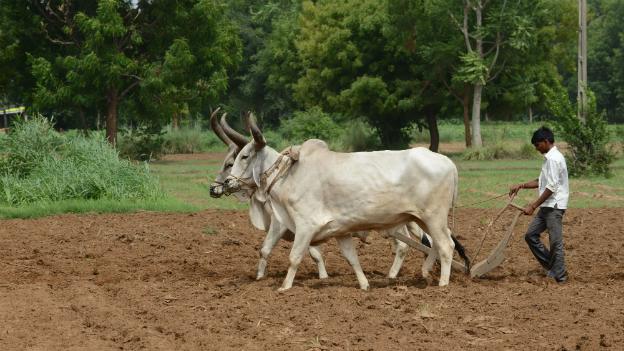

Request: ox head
left=208, top=108, right=249, bottom=198
left=223, top=112, right=270, bottom=195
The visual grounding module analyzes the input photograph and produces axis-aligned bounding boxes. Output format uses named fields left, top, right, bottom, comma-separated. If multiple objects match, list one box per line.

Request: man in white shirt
left=509, top=126, right=569, bottom=283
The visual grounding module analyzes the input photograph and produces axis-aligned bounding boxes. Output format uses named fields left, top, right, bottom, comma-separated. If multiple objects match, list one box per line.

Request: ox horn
left=221, top=112, right=249, bottom=148
left=246, top=111, right=266, bottom=149
left=209, top=108, right=233, bottom=146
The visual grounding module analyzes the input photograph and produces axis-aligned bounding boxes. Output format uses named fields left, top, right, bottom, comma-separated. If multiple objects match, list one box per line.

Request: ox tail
left=451, top=235, right=471, bottom=274
left=451, top=165, right=459, bottom=231
left=449, top=165, right=470, bottom=274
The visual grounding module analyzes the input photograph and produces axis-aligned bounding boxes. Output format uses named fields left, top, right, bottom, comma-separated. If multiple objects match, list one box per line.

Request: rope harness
left=261, top=146, right=298, bottom=195
left=225, top=146, right=299, bottom=197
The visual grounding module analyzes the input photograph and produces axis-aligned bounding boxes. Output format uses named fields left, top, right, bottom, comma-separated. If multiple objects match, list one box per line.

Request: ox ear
left=249, top=195, right=271, bottom=231
left=252, top=159, right=263, bottom=188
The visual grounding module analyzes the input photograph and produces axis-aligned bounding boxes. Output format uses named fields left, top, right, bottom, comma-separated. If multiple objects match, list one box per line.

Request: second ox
left=208, top=109, right=441, bottom=280
left=224, top=113, right=465, bottom=291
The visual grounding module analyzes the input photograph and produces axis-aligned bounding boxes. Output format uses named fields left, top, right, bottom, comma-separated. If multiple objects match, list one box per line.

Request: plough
left=386, top=196, right=525, bottom=278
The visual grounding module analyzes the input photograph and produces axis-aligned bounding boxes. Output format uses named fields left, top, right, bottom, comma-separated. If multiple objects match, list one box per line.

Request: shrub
left=546, top=88, right=615, bottom=177
left=279, top=107, right=341, bottom=144
left=0, top=116, right=162, bottom=206
left=461, top=142, right=539, bottom=160
left=0, top=116, right=64, bottom=176
left=117, top=125, right=165, bottom=161
left=162, top=122, right=224, bottom=154
left=339, top=119, right=382, bottom=151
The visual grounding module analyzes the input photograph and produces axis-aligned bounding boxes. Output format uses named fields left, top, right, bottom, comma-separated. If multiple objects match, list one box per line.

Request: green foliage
left=0, top=116, right=162, bottom=206
left=0, top=116, right=64, bottom=176
left=454, top=51, right=489, bottom=85
left=2, top=1, right=241, bottom=138
left=162, top=124, right=223, bottom=154
left=546, top=87, right=615, bottom=177
left=461, top=143, right=539, bottom=161
left=279, top=107, right=341, bottom=143
left=117, top=126, right=166, bottom=161
left=588, top=0, right=624, bottom=121
left=294, top=0, right=423, bottom=149
left=339, top=119, right=382, bottom=151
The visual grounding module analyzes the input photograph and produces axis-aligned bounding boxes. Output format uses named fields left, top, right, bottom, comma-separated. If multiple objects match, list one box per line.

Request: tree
left=588, top=0, right=624, bottom=122
left=1, top=0, right=240, bottom=144
left=226, top=0, right=302, bottom=127
left=485, top=0, right=577, bottom=123
left=449, top=0, right=511, bottom=147
left=294, top=0, right=429, bottom=149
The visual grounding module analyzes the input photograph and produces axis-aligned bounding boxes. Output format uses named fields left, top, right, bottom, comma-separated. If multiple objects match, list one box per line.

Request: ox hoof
left=277, top=286, right=291, bottom=292
left=318, top=273, right=329, bottom=280
left=359, top=284, right=370, bottom=291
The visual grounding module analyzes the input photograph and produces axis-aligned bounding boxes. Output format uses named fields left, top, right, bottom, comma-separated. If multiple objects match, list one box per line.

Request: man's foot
left=555, top=273, right=568, bottom=284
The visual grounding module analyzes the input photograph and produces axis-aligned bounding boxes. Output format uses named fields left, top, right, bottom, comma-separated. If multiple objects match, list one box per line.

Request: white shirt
left=538, top=146, right=569, bottom=209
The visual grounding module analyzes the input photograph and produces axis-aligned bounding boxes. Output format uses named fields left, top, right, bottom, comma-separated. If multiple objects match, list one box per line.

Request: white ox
left=208, top=110, right=427, bottom=280
left=224, top=115, right=461, bottom=291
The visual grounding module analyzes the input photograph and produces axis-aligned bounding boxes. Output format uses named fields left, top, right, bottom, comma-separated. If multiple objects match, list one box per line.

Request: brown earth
left=1, top=208, right=623, bottom=350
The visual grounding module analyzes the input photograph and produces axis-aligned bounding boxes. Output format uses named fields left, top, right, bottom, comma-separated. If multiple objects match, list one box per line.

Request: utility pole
left=577, top=0, right=588, bottom=122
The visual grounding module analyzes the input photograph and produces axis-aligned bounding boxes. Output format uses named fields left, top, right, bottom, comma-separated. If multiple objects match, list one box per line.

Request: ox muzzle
left=209, top=183, right=225, bottom=198
left=223, top=177, right=241, bottom=195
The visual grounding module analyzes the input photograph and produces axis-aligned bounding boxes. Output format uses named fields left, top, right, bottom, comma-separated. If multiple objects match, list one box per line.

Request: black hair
left=531, top=126, right=554, bottom=145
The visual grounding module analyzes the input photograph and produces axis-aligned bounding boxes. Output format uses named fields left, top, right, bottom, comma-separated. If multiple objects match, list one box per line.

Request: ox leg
left=308, top=245, right=329, bottom=279
left=257, top=221, right=287, bottom=280
left=278, top=230, right=315, bottom=292
left=429, top=225, right=455, bottom=286
left=422, top=247, right=438, bottom=280
left=388, top=238, right=409, bottom=279
left=388, top=226, right=411, bottom=279
left=336, top=236, right=369, bottom=290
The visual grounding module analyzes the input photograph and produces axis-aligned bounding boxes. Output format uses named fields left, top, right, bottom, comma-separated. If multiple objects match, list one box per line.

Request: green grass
left=453, top=157, right=624, bottom=208
left=0, top=198, right=197, bottom=219
left=149, top=157, right=247, bottom=210
left=148, top=151, right=624, bottom=212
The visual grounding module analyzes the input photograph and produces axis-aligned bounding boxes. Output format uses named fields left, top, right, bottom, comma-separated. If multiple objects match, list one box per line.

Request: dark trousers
left=524, top=207, right=567, bottom=279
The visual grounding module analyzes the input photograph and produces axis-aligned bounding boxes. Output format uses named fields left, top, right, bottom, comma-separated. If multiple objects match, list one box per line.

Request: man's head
left=531, top=126, right=555, bottom=154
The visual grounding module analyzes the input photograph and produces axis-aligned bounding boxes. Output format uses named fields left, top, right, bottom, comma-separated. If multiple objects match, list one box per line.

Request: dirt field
left=1, top=208, right=623, bottom=350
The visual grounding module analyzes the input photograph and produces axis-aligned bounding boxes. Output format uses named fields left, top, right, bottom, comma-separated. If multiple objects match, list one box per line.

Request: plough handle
left=508, top=203, right=525, bottom=212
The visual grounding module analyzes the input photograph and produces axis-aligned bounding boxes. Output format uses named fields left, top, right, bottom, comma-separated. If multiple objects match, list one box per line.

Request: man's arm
left=523, top=188, right=553, bottom=215
left=509, top=179, right=538, bottom=196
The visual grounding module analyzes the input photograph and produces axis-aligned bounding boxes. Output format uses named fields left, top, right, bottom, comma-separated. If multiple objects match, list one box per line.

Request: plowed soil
left=1, top=208, right=623, bottom=350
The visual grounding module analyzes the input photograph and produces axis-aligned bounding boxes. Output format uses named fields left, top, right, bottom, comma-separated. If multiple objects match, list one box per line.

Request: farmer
left=509, top=126, right=569, bottom=283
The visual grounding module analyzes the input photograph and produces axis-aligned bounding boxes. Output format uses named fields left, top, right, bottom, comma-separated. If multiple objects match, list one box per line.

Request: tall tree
left=588, top=0, right=624, bottom=121
left=226, top=0, right=302, bottom=127
left=1, top=0, right=240, bottom=144
left=294, top=0, right=429, bottom=149
left=446, top=0, right=578, bottom=146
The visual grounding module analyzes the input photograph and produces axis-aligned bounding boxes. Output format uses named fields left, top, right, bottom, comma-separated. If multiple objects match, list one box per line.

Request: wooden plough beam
left=386, top=198, right=525, bottom=279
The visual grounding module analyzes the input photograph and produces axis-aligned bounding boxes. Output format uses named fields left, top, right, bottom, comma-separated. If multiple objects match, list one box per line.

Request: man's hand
left=523, top=204, right=536, bottom=215
left=509, top=183, right=523, bottom=197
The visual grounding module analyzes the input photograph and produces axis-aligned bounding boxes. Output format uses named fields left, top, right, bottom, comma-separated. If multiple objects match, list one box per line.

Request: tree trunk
left=471, top=83, right=483, bottom=147
left=425, top=107, right=440, bottom=153
left=463, top=87, right=472, bottom=148
left=528, top=106, right=533, bottom=123
left=106, top=89, right=119, bottom=146
left=79, top=108, right=89, bottom=135
left=172, top=111, right=180, bottom=129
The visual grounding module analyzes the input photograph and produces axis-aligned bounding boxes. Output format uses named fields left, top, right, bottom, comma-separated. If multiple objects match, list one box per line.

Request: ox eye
left=225, top=164, right=232, bottom=169
left=241, top=155, right=249, bottom=160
